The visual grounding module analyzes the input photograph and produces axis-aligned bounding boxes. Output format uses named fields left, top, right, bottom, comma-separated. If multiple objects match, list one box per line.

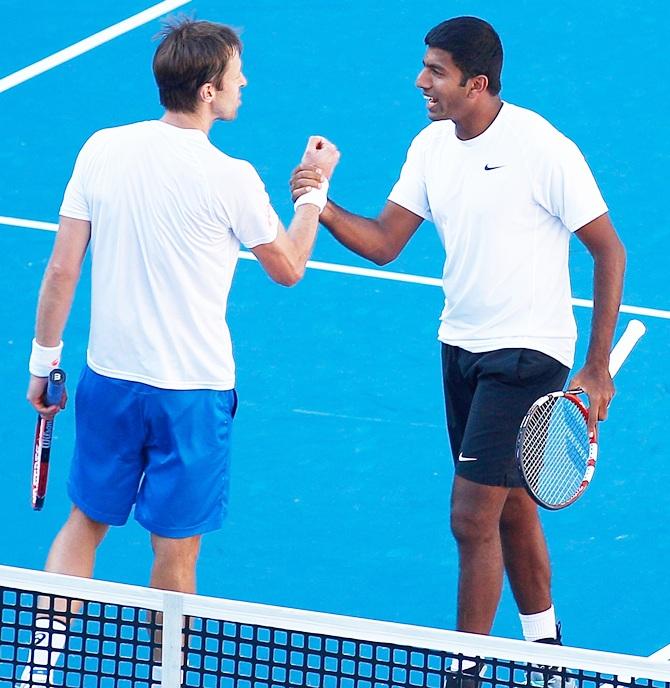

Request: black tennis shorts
left=441, top=344, right=570, bottom=487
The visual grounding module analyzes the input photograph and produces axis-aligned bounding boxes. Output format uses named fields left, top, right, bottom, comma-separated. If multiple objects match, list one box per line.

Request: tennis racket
left=516, top=319, right=646, bottom=510
left=32, top=368, right=66, bottom=511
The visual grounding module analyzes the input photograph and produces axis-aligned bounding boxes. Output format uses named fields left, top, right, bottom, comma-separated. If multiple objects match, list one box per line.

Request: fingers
left=302, top=136, right=340, bottom=178
left=39, top=404, right=61, bottom=421
left=289, top=166, right=327, bottom=202
left=304, top=135, right=336, bottom=153
left=27, top=376, right=67, bottom=418
left=586, top=392, right=613, bottom=437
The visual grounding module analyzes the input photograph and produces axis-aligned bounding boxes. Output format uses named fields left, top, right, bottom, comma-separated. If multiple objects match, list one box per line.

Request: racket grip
left=608, top=319, right=646, bottom=378
left=45, top=369, right=66, bottom=406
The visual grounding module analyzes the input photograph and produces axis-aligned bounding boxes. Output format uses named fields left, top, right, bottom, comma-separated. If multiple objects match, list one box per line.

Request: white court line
left=293, top=408, right=441, bottom=429
left=2, top=214, right=669, bottom=321
left=0, top=0, right=191, bottom=94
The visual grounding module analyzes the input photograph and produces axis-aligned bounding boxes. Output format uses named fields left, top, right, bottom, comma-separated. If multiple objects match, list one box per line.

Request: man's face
left=415, top=47, right=470, bottom=121
left=212, top=51, right=247, bottom=121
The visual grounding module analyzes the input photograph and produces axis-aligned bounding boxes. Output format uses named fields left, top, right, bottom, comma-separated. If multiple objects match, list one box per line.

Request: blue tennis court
left=1, top=0, right=668, bottom=659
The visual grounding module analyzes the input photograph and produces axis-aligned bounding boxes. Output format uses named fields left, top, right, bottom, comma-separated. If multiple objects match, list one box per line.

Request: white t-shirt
left=60, top=120, right=278, bottom=390
left=388, top=103, right=608, bottom=368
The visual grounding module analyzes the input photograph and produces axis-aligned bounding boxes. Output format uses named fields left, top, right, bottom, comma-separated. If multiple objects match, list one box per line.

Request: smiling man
left=21, top=17, right=338, bottom=687
left=290, top=14, right=625, bottom=682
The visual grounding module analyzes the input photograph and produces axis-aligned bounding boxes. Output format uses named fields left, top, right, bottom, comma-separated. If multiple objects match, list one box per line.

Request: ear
left=199, top=82, right=216, bottom=104
left=467, top=75, right=489, bottom=98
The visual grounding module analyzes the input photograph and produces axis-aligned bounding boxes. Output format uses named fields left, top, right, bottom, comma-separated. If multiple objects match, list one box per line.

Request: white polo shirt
left=388, top=103, right=608, bottom=368
left=60, top=120, right=278, bottom=390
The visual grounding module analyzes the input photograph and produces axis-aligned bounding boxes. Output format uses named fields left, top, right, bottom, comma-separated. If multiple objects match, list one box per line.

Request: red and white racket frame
left=517, top=388, right=598, bottom=510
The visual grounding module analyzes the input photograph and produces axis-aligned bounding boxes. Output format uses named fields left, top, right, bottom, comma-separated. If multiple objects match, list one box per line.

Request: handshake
left=290, top=136, right=340, bottom=213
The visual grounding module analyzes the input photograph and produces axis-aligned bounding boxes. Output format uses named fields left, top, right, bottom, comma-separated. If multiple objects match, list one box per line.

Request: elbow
left=45, top=261, right=80, bottom=285
left=610, top=239, right=627, bottom=273
left=274, top=264, right=305, bottom=287
left=370, top=247, right=398, bottom=266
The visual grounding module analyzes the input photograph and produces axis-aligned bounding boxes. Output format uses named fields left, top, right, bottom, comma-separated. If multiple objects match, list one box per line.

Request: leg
left=148, top=534, right=201, bottom=684
left=500, top=487, right=552, bottom=615
left=45, top=505, right=109, bottom=579
left=149, top=534, right=202, bottom=593
left=451, top=476, right=510, bottom=634
left=18, top=508, right=109, bottom=687
left=37, top=506, right=110, bottom=617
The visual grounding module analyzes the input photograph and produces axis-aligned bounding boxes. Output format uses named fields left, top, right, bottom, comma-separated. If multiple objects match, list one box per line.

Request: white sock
left=519, top=605, right=557, bottom=641
left=18, top=617, right=67, bottom=686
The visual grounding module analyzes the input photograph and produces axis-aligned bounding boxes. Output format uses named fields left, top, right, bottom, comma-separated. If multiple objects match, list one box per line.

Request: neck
left=161, top=109, right=214, bottom=135
left=454, top=96, right=503, bottom=140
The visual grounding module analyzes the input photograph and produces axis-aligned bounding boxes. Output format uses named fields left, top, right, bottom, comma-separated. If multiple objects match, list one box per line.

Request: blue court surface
left=1, top=0, right=669, bottom=658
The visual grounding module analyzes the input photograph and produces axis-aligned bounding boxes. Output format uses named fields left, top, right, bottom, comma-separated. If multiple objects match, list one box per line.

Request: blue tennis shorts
left=68, top=367, right=238, bottom=538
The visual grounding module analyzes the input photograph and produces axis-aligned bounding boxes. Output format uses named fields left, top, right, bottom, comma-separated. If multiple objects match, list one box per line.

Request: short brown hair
left=153, top=17, right=242, bottom=113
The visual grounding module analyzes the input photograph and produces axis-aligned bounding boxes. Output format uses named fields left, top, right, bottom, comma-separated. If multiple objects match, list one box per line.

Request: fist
left=302, top=136, right=340, bottom=179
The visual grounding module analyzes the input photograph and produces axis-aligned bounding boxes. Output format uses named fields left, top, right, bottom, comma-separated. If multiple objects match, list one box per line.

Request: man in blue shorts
left=290, top=14, right=625, bottom=683
left=23, top=17, right=337, bottom=686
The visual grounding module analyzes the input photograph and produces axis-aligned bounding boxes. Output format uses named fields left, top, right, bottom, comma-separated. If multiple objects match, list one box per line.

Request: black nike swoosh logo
left=484, top=164, right=505, bottom=171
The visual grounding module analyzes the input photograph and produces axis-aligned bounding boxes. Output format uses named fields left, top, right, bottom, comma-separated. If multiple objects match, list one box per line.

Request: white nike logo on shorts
left=458, top=453, right=478, bottom=462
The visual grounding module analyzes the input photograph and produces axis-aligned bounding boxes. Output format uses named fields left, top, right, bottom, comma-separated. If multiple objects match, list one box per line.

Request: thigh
left=135, top=388, right=237, bottom=538
left=458, top=349, right=569, bottom=487
left=441, top=344, right=477, bottom=462
left=68, top=367, right=146, bottom=525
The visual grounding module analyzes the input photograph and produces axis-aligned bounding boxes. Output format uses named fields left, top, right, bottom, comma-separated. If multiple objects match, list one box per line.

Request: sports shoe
left=529, top=623, right=578, bottom=688
left=443, top=659, right=483, bottom=688
left=15, top=618, right=66, bottom=688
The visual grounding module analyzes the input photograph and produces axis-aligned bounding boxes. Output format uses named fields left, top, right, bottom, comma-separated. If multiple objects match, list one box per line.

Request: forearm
left=285, top=204, right=321, bottom=272
left=35, top=263, right=81, bottom=346
left=320, top=200, right=392, bottom=265
left=585, top=241, right=626, bottom=366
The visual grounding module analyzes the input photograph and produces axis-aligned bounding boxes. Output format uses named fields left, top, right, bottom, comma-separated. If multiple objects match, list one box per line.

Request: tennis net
left=1, top=564, right=669, bottom=688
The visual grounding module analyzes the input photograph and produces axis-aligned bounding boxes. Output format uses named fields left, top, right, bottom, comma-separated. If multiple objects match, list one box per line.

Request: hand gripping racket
left=32, top=368, right=66, bottom=511
left=516, top=319, right=646, bottom=510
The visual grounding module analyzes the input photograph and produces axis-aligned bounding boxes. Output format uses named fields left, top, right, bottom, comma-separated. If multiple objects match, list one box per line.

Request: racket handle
left=45, top=368, right=66, bottom=406
left=609, top=319, right=646, bottom=378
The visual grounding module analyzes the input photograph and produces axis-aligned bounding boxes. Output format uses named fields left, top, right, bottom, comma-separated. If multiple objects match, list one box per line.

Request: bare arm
left=252, top=205, right=321, bottom=286
left=290, top=165, right=423, bottom=265
left=570, top=212, right=626, bottom=435
left=27, top=216, right=91, bottom=416
left=253, top=136, right=339, bottom=286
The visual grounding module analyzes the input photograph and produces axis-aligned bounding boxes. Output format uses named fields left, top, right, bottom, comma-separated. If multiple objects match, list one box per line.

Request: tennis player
left=22, top=18, right=337, bottom=687
left=290, top=14, right=625, bottom=680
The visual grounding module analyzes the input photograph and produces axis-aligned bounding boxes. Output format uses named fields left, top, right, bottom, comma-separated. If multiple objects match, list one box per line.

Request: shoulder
left=502, top=103, right=580, bottom=154
left=80, top=121, right=152, bottom=153
left=207, top=149, right=263, bottom=184
left=203, top=151, right=268, bottom=203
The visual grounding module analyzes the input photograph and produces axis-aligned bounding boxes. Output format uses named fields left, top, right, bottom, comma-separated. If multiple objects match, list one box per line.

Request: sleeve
left=533, top=136, right=608, bottom=233
left=59, top=135, right=97, bottom=221
left=226, top=161, right=279, bottom=249
left=387, top=131, right=433, bottom=222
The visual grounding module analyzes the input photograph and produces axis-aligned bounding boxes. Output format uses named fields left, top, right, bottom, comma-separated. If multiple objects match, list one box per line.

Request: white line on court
left=2, top=214, right=669, bottom=321
left=292, top=408, right=442, bottom=429
left=0, top=0, right=191, bottom=94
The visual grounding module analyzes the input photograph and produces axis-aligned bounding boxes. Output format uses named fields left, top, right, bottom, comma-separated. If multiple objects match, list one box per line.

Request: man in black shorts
left=289, top=14, right=625, bottom=667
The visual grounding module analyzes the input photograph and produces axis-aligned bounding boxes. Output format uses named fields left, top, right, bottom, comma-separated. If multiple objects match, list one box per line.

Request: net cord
left=2, top=564, right=669, bottom=682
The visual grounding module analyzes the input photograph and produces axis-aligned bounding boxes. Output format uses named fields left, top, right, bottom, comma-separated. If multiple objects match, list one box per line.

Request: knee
left=450, top=506, right=498, bottom=546
left=68, top=506, right=109, bottom=545
left=151, top=535, right=201, bottom=569
left=499, top=491, right=538, bottom=535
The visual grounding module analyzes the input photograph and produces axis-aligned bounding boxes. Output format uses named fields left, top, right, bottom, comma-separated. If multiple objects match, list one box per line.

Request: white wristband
left=294, top=178, right=329, bottom=213
left=29, top=338, right=63, bottom=377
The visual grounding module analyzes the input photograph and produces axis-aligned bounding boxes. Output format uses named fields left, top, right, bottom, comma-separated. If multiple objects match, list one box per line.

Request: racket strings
left=521, top=396, right=590, bottom=506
